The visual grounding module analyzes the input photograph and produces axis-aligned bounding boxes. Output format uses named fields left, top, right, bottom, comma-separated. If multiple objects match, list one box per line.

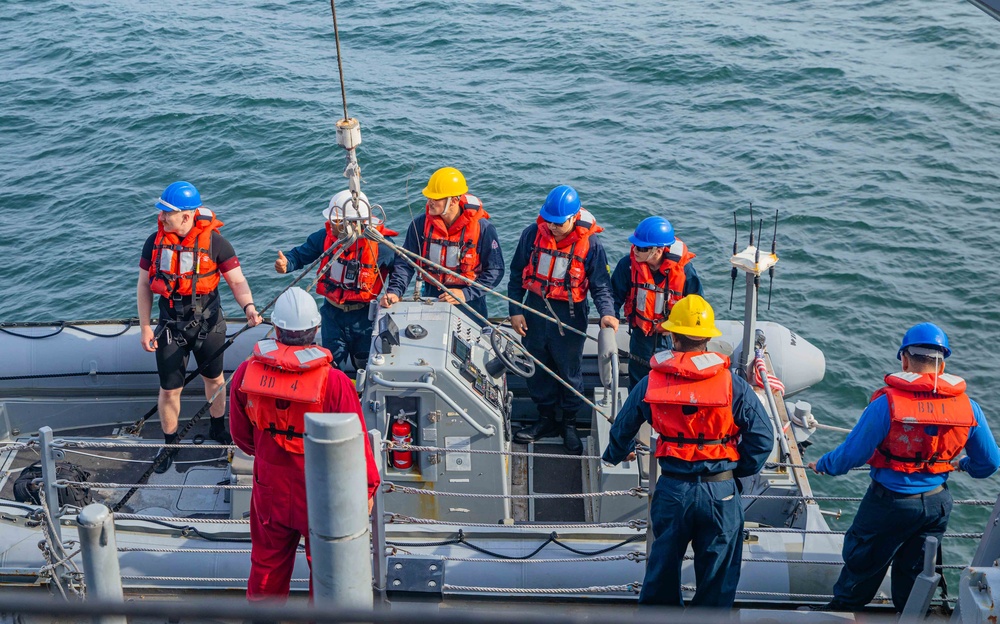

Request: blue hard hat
left=897, top=322, right=951, bottom=360
left=628, top=216, right=676, bottom=248
left=539, top=185, right=581, bottom=224
left=156, top=181, right=202, bottom=212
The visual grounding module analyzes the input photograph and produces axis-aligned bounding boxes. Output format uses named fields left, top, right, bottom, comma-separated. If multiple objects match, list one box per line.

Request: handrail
left=369, top=372, right=497, bottom=437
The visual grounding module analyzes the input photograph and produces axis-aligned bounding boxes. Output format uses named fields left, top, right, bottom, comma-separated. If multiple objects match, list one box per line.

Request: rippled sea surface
left=3, top=0, right=1000, bottom=576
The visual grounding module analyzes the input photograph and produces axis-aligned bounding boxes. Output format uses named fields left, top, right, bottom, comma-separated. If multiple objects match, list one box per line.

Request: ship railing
left=0, top=591, right=910, bottom=624
left=5, top=430, right=996, bottom=606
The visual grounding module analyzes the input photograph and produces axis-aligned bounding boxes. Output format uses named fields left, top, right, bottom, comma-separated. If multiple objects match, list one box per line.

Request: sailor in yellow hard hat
left=602, top=295, right=774, bottom=608
left=380, top=167, right=504, bottom=323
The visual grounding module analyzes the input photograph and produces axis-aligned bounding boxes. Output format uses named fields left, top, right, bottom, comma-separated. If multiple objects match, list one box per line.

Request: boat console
left=360, top=301, right=516, bottom=522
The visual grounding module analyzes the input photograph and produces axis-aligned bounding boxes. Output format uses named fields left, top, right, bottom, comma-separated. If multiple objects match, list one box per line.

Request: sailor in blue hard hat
left=508, top=185, right=618, bottom=454
left=611, top=216, right=703, bottom=390
left=809, top=322, right=999, bottom=612
left=138, top=181, right=263, bottom=473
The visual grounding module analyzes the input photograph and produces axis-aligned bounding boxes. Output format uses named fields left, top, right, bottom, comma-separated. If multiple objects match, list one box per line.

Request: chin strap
left=907, top=346, right=945, bottom=393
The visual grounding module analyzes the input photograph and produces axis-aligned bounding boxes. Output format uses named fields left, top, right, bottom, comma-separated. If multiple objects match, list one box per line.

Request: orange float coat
left=148, top=207, right=223, bottom=302
left=316, top=221, right=398, bottom=304
left=421, top=195, right=488, bottom=286
left=240, top=340, right=334, bottom=455
left=867, top=371, right=975, bottom=474
left=645, top=350, right=740, bottom=462
left=521, top=209, right=602, bottom=304
left=623, top=238, right=696, bottom=336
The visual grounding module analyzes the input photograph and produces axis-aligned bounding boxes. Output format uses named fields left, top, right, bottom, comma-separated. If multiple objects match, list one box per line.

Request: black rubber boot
left=563, top=424, right=583, bottom=455
left=209, top=416, right=232, bottom=445
left=514, top=408, right=559, bottom=444
left=153, top=433, right=178, bottom=474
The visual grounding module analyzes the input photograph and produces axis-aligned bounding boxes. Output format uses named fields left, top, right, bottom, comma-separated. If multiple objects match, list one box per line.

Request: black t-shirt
left=140, top=231, right=239, bottom=319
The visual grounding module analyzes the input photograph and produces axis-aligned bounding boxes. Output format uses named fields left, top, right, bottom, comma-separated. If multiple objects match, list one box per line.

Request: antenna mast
left=730, top=204, right=779, bottom=380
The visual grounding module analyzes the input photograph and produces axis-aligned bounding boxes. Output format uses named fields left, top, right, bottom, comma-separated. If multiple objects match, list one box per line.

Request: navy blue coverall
left=507, top=223, right=615, bottom=422
left=385, top=213, right=504, bottom=324
left=610, top=257, right=703, bottom=390
left=282, top=229, right=395, bottom=370
left=603, top=372, right=774, bottom=607
left=815, top=393, right=999, bottom=611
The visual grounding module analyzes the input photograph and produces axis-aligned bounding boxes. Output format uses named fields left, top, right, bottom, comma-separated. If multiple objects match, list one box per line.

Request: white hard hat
left=322, top=190, right=372, bottom=221
left=271, top=287, right=322, bottom=331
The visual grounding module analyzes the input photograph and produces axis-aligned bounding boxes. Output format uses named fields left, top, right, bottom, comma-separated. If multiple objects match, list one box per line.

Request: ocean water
left=2, top=0, right=1000, bottom=577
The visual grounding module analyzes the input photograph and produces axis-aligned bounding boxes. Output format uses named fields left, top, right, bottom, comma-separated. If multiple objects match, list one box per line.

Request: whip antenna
left=753, top=219, right=762, bottom=292
left=748, top=202, right=755, bottom=247
left=729, top=212, right=738, bottom=309
left=767, top=210, right=778, bottom=310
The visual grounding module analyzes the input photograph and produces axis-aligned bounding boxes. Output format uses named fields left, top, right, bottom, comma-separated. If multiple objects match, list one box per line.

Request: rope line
left=365, top=227, right=596, bottom=344
left=113, top=513, right=249, bottom=524
left=383, top=441, right=604, bottom=461
left=443, top=583, right=640, bottom=595
left=60, top=448, right=227, bottom=465
left=121, top=575, right=308, bottom=583
left=385, top=482, right=644, bottom=500
left=372, top=233, right=605, bottom=418
left=56, top=441, right=237, bottom=450
left=437, top=552, right=645, bottom=564
left=746, top=526, right=982, bottom=539
left=0, top=320, right=134, bottom=340
left=59, top=480, right=249, bottom=491
left=385, top=513, right=646, bottom=531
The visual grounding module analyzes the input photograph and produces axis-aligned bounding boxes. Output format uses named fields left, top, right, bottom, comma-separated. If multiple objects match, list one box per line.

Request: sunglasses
left=634, top=246, right=659, bottom=253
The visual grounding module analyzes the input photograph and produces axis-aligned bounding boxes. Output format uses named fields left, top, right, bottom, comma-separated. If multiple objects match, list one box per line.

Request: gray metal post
left=645, top=434, right=660, bottom=558
left=304, top=412, right=373, bottom=610
left=77, top=504, right=126, bottom=624
left=901, top=536, right=940, bottom=620
left=739, top=272, right=758, bottom=379
left=951, top=492, right=1000, bottom=622
left=38, top=427, right=62, bottom=542
left=368, top=429, right=387, bottom=601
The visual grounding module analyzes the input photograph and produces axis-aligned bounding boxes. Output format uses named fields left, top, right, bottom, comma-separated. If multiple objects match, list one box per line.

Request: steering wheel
left=489, top=326, right=536, bottom=378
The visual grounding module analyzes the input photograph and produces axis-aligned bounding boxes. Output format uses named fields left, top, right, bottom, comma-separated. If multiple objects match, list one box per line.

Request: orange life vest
left=645, top=350, right=740, bottom=463
left=149, top=208, right=223, bottom=302
left=240, top=340, right=334, bottom=455
left=867, top=371, right=975, bottom=474
left=420, top=195, right=488, bottom=287
left=624, top=238, right=696, bottom=336
left=316, top=221, right=399, bottom=305
left=522, top=209, right=602, bottom=304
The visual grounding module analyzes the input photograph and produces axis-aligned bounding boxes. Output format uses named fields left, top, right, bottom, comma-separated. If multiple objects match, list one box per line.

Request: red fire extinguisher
left=391, top=418, right=414, bottom=470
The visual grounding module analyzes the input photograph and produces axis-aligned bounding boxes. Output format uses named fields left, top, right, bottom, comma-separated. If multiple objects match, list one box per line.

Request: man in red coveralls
left=229, top=286, right=381, bottom=600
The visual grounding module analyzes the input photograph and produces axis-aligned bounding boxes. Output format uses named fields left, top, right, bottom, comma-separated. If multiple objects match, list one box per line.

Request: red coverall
left=230, top=361, right=381, bottom=601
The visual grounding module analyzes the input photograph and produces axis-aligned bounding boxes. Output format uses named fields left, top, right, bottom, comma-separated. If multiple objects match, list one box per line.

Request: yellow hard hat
left=422, top=167, right=468, bottom=200
left=662, top=295, right=723, bottom=338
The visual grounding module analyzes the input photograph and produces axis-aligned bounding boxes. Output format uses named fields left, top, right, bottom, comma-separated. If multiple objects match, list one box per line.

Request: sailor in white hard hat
left=229, top=286, right=381, bottom=600
left=274, top=190, right=397, bottom=371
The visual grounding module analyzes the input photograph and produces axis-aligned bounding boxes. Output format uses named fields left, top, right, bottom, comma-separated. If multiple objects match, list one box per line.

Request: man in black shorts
left=137, top=181, right=263, bottom=472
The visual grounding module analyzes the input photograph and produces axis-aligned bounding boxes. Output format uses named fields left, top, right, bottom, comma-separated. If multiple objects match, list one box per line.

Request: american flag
left=753, top=349, right=785, bottom=395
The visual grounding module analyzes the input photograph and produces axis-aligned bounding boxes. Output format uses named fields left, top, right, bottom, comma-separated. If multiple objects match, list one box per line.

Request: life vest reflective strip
left=240, top=340, right=333, bottom=455
left=522, top=209, right=603, bottom=303
left=149, top=208, right=223, bottom=301
left=316, top=221, right=399, bottom=304
left=867, top=371, right=975, bottom=474
left=624, top=239, right=696, bottom=336
left=645, top=350, right=740, bottom=462
left=420, top=195, right=488, bottom=286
